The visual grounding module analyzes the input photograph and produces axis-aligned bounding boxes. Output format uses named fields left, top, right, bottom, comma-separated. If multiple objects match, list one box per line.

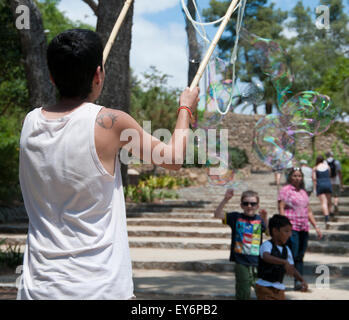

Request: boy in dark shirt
left=256, top=214, right=308, bottom=300
left=214, top=189, right=268, bottom=300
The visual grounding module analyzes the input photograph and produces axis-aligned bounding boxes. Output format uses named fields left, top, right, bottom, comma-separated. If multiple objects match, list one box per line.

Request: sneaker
left=325, top=223, right=330, bottom=230
left=330, top=213, right=338, bottom=222
left=294, top=282, right=303, bottom=291
left=334, top=205, right=339, bottom=214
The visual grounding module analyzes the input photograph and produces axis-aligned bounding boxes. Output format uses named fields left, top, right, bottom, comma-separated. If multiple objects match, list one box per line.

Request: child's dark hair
left=47, top=29, right=103, bottom=99
left=268, top=214, right=292, bottom=236
left=240, top=190, right=259, bottom=204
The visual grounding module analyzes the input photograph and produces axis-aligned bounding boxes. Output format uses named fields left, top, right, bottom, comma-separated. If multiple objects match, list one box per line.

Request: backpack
left=327, top=160, right=337, bottom=178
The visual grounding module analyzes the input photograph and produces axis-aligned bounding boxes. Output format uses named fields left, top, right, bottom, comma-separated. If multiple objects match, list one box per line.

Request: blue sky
left=57, top=0, right=348, bottom=93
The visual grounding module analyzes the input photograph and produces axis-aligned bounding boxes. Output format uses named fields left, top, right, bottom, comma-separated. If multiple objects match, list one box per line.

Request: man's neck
left=45, top=97, right=92, bottom=113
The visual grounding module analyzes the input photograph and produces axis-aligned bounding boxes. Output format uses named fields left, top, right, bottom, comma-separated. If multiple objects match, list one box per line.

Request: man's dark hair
left=47, top=29, right=103, bottom=99
left=268, top=214, right=292, bottom=237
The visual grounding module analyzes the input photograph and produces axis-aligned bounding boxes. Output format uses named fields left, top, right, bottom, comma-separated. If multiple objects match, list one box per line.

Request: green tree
left=37, top=0, right=94, bottom=42
left=0, top=0, right=95, bottom=204
left=202, top=0, right=288, bottom=114
left=318, top=56, right=349, bottom=117
left=0, top=1, right=28, bottom=116
left=131, top=66, right=180, bottom=133
left=286, top=0, right=349, bottom=115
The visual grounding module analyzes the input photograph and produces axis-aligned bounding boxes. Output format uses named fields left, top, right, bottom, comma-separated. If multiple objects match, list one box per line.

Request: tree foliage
left=0, top=1, right=28, bottom=116
left=131, top=66, right=180, bottom=133
left=284, top=0, right=349, bottom=116
left=0, top=0, right=95, bottom=204
left=36, top=0, right=94, bottom=43
left=318, top=56, right=349, bottom=116
left=202, top=0, right=288, bottom=113
left=202, top=0, right=349, bottom=116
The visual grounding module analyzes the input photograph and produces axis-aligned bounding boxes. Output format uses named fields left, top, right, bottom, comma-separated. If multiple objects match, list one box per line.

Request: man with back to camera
left=18, top=29, right=199, bottom=299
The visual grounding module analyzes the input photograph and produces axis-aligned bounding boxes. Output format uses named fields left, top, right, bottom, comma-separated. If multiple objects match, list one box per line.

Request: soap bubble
left=205, top=154, right=247, bottom=190
left=253, top=114, right=296, bottom=171
left=233, top=81, right=265, bottom=112
left=281, top=91, right=336, bottom=136
left=197, top=56, right=233, bottom=130
left=205, top=57, right=234, bottom=114
left=240, top=28, right=293, bottom=108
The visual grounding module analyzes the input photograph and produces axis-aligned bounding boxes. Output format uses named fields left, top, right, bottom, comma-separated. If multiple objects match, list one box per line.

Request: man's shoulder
left=97, top=107, right=127, bottom=117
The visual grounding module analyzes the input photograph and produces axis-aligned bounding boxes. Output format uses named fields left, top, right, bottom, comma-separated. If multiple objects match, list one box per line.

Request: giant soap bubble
left=281, top=91, right=336, bottom=137
left=253, top=114, right=296, bottom=171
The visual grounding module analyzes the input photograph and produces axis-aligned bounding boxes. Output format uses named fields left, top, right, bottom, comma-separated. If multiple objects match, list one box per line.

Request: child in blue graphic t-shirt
left=214, top=189, right=268, bottom=300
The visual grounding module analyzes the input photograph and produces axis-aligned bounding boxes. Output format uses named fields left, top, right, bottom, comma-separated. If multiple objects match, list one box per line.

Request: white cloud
left=281, top=27, right=298, bottom=39
left=134, top=0, right=179, bottom=15
left=57, top=0, right=97, bottom=27
left=131, top=17, right=188, bottom=89
left=57, top=0, right=188, bottom=88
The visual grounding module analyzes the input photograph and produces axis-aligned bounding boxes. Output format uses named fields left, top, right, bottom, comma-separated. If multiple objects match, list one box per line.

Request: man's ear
left=49, top=74, right=55, bottom=86
left=94, top=66, right=103, bottom=85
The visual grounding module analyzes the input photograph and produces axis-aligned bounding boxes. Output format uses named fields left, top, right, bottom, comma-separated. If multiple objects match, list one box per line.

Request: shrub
left=341, top=158, right=349, bottom=186
left=0, top=240, right=23, bottom=271
left=228, top=147, right=249, bottom=169
left=0, top=115, right=22, bottom=205
left=124, top=174, right=191, bottom=203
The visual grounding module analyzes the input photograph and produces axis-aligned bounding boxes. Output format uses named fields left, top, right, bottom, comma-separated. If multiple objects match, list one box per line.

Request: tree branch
left=82, top=0, right=98, bottom=16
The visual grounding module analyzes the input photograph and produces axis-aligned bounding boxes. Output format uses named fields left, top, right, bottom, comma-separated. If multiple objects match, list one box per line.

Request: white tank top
left=17, top=103, right=134, bottom=300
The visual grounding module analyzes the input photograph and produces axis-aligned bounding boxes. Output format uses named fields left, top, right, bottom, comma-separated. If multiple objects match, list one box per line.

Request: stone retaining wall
left=131, top=114, right=349, bottom=176
left=221, top=113, right=349, bottom=172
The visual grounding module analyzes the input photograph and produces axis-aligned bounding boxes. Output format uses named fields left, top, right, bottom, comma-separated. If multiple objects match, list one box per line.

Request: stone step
left=2, top=224, right=349, bottom=245
left=181, top=206, right=349, bottom=214
left=1, top=217, right=349, bottom=236
left=1, top=245, right=348, bottom=278
left=126, top=218, right=349, bottom=230
left=0, top=224, right=28, bottom=234
left=127, top=237, right=349, bottom=255
left=131, top=226, right=349, bottom=242
left=127, top=211, right=214, bottom=219
left=130, top=248, right=349, bottom=276
left=127, top=211, right=349, bottom=224
left=126, top=218, right=226, bottom=228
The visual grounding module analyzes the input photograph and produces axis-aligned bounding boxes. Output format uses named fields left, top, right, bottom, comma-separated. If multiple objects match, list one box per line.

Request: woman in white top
left=312, top=155, right=332, bottom=229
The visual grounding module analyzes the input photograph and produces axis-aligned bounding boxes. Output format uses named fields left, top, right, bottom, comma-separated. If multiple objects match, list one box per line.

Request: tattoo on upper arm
left=96, top=113, right=118, bottom=129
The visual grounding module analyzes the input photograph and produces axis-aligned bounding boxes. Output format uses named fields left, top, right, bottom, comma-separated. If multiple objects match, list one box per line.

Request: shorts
left=332, top=184, right=340, bottom=197
left=255, top=284, right=285, bottom=300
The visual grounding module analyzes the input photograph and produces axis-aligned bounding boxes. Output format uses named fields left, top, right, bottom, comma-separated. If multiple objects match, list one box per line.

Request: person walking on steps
left=326, top=151, right=344, bottom=221
left=278, top=167, right=322, bottom=291
left=313, top=155, right=333, bottom=229
left=214, top=189, right=268, bottom=300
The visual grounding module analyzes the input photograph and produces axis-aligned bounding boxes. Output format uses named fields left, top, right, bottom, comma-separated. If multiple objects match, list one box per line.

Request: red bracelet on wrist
left=177, top=106, right=193, bottom=119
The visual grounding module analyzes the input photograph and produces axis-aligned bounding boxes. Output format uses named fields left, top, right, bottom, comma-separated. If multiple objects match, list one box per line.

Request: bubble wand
left=103, top=0, right=134, bottom=64
left=189, top=0, right=242, bottom=125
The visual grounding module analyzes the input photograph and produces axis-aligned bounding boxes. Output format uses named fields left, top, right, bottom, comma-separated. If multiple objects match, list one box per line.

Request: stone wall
left=220, top=113, right=349, bottom=172
left=129, top=114, right=349, bottom=178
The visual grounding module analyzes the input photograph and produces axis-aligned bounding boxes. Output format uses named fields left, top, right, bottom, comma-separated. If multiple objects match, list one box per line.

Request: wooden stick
left=189, top=0, right=240, bottom=90
left=103, top=0, right=134, bottom=64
